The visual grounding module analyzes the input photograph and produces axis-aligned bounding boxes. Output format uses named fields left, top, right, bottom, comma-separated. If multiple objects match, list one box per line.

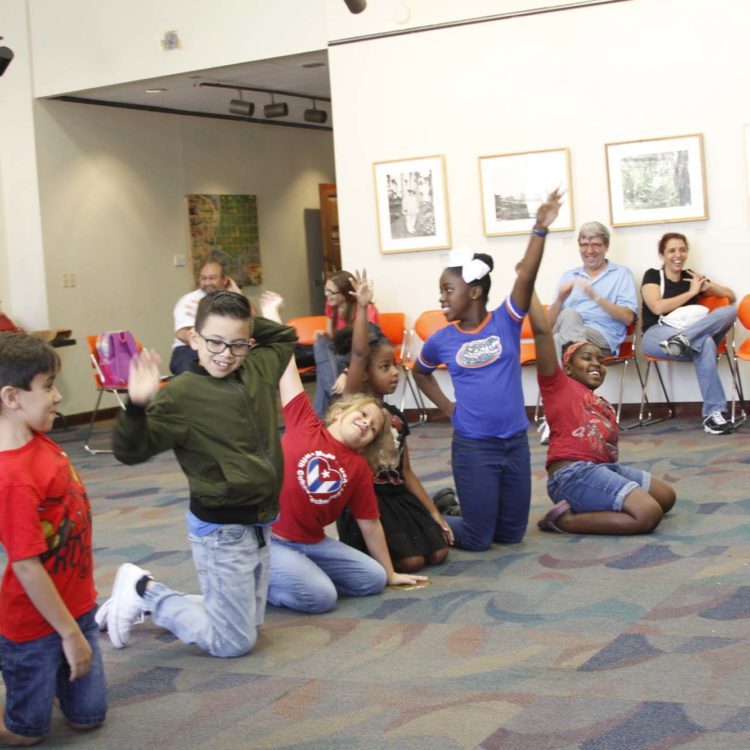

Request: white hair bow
left=447, top=247, right=490, bottom=284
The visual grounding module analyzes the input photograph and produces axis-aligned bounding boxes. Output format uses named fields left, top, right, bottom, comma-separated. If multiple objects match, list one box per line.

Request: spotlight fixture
left=228, top=90, right=255, bottom=117
left=343, top=0, right=367, bottom=13
left=304, top=99, right=328, bottom=124
left=0, top=43, right=13, bottom=77
left=264, top=94, right=288, bottom=119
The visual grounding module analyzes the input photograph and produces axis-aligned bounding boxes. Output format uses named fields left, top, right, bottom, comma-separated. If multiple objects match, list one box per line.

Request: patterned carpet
left=6, top=413, right=750, bottom=749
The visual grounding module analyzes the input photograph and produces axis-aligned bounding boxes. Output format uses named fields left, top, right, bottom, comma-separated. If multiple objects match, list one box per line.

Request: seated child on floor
left=0, top=333, right=106, bottom=745
left=259, top=292, right=427, bottom=615
left=336, top=271, right=451, bottom=573
left=529, top=294, right=676, bottom=534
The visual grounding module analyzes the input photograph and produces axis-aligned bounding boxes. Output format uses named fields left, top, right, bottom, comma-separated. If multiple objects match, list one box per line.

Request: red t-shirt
left=0, top=314, right=19, bottom=332
left=539, top=367, right=618, bottom=469
left=273, top=392, right=379, bottom=543
left=324, top=301, right=380, bottom=331
left=0, top=433, right=96, bottom=641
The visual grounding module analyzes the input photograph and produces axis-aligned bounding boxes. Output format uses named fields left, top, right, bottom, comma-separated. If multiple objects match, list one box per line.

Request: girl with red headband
left=530, top=295, right=676, bottom=534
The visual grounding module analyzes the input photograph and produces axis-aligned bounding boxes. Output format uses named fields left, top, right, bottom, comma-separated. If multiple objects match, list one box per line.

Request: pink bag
left=96, top=330, right=139, bottom=387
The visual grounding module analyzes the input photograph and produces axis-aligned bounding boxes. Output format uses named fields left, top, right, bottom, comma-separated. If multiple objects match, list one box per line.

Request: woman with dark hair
left=312, top=270, right=380, bottom=417
left=641, top=232, right=737, bottom=435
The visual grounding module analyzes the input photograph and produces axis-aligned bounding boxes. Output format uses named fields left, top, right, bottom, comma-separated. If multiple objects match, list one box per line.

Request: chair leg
left=401, top=367, right=428, bottom=427
left=534, top=391, right=544, bottom=424
left=630, top=360, right=673, bottom=429
left=724, top=352, right=747, bottom=428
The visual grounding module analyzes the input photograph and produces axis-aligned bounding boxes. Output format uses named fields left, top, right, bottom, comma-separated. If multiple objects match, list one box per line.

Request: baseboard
left=402, top=401, right=715, bottom=425
left=53, top=406, right=121, bottom=430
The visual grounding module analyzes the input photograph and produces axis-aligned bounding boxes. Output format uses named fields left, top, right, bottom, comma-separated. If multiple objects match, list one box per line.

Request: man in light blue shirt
left=547, top=221, right=637, bottom=356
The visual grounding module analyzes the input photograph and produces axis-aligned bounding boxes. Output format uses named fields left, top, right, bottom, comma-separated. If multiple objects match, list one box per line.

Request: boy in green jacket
left=99, top=290, right=296, bottom=657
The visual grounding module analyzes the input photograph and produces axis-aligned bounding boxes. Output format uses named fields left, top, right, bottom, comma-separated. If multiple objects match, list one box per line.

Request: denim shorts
left=547, top=461, right=651, bottom=513
left=0, top=607, right=107, bottom=738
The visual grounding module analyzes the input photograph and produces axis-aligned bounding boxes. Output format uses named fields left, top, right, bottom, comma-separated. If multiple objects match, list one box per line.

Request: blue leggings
left=446, top=430, right=531, bottom=551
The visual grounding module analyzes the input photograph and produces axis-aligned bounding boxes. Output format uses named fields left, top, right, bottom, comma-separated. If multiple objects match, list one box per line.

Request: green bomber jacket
left=112, top=316, right=297, bottom=525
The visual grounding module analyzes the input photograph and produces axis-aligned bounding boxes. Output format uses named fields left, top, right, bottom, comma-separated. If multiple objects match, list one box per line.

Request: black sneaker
left=432, top=488, right=462, bottom=516
left=703, top=411, right=734, bottom=435
left=659, top=333, right=691, bottom=357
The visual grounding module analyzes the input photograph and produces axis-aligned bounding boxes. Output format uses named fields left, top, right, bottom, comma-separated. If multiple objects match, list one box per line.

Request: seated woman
left=640, top=233, right=737, bottom=435
left=530, top=293, right=676, bottom=535
left=312, top=271, right=380, bottom=417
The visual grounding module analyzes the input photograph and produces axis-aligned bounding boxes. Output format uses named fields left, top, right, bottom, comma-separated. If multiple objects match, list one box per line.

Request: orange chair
left=402, top=310, right=450, bottom=424
left=286, top=315, right=327, bottom=376
left=84, top=334, right=170, bottom=454
left=637, top=296, right=744, bottom=427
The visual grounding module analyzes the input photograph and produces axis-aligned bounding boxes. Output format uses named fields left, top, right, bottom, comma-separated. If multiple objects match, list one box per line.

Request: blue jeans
left=641, top=304, right=737, bottom=416
left=312, top=337, right=343, bottom=418
left=0, top=608, right=107, bottom=738
left=447, top=430, right=531, bottom=550
left=268, top=535, right=387, bottom=613
left=144, top=524, right=270, bottom=657
left=548, top=461, right=650, bottom=513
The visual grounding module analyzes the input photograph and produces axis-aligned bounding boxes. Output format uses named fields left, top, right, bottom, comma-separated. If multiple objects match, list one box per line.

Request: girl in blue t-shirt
left=412, top=190, right=562, bottom=551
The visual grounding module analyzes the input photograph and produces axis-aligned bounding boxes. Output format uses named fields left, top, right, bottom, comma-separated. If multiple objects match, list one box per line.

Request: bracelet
left=532, top=227, right=548, bottom=238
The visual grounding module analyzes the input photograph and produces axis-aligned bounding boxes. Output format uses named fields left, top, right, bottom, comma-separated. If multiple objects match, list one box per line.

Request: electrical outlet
left=62, top=272, right=76, bottom=288
left=69, top=272, right=76, bottom=288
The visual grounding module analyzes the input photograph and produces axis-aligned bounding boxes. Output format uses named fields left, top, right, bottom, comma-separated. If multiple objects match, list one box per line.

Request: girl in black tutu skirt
left=337, top=272, right=451, bottom=573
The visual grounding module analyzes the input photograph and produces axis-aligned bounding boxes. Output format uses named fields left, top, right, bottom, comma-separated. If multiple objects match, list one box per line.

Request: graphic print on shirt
left=571, top=398, right=618, bottom=462
left=297, top=451, right=349, bottom=505
left=455, top=335, right=502, bottom=369
left=38, top=463, right=93, bottom=580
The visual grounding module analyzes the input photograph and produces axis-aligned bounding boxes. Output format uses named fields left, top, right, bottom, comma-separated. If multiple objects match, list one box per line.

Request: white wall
left=29, top=0, right=328, bottom=95
left=34, top=100, right=334, bottom=415
left=329, top=0, right=750, bottom=406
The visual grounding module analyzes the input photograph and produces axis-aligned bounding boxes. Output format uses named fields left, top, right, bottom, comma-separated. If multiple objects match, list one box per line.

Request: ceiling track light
left=264, top=94, right=288, bottom=119
left=304, top=99, right=328, bottom=124
left=0, top=39, right=13, bottom=77
left=228, top=90, right=255, bottom=117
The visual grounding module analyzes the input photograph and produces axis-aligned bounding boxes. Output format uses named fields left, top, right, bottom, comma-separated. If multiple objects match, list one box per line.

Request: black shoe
left=433, top=488, right=462, bottom=516
left=703, top=411, right=734, bottom=435
left=659, top=333, right=690, bottom=357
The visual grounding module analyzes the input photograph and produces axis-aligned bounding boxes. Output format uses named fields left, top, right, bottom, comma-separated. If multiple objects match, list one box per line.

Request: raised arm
left=511, top=189, right=563, bottom=312
left=258, top=291, right=305, bottom=407
left=344, top=271, right=374, bottom=395
left=529, top=292, right=558, bottom=377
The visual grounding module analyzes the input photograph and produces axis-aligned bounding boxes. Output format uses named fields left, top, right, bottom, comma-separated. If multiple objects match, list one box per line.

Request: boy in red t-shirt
left=528, top=295, right=676, bottom=534
left=0, top=333, right=106, bottom=744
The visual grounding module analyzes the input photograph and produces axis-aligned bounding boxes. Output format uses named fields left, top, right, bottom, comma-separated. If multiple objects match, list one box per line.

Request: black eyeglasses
left=196, top=332, right=256, bottom=356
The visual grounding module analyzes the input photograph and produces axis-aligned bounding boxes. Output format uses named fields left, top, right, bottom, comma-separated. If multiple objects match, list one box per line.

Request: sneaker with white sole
left=703, top=411, right=734, bottom=435
left=107, top=563, right=151, bottom=648
left=659, top=333, right=691, bottom=358
left=537, top=419, right=550, bottom=445
left=95, top=599, right=111, bottom=632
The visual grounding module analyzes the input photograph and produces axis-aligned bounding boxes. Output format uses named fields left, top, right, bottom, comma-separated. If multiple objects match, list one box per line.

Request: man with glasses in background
left=547, top=221, right=637, bottom=359
left=169, top=260, right=241, bottom=375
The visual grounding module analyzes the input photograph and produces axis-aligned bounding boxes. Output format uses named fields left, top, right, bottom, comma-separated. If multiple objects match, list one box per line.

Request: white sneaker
left=537, top=419, right=550, bottom=445
left=107, top=563, right=151, bottom=648
left=95, top=598, right=111, bottom=631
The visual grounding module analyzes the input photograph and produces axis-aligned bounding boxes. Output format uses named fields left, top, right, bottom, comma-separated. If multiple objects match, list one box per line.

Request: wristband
left=532, top=227, right=548, bottom=238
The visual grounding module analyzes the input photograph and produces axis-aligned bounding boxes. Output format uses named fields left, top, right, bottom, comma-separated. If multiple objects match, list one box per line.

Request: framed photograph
left=479, top=148, right=574, bottom=236
left=744, top=125, right=750, bottom=209
left=605, top=134, right=708, bottom=227
left=373, top=155, right=451, bottom=254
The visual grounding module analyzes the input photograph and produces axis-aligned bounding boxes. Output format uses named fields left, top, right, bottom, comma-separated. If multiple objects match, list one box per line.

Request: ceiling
left=55, top=50, right=334, bottom=131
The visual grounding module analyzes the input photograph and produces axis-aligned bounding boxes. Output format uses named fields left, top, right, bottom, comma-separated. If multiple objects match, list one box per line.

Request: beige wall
left=328, top=0, right=750, bottom=406
left=29, top=0, right=328, bottom=95
left=34, top=100, right=334, bottom=415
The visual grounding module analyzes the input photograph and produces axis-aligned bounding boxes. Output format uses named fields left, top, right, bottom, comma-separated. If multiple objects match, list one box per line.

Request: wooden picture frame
left=373, top=155, right=451, bottom=254
left=479, top=148, right=574, bottom=236
left=605, top=134, right=708, bottom=227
